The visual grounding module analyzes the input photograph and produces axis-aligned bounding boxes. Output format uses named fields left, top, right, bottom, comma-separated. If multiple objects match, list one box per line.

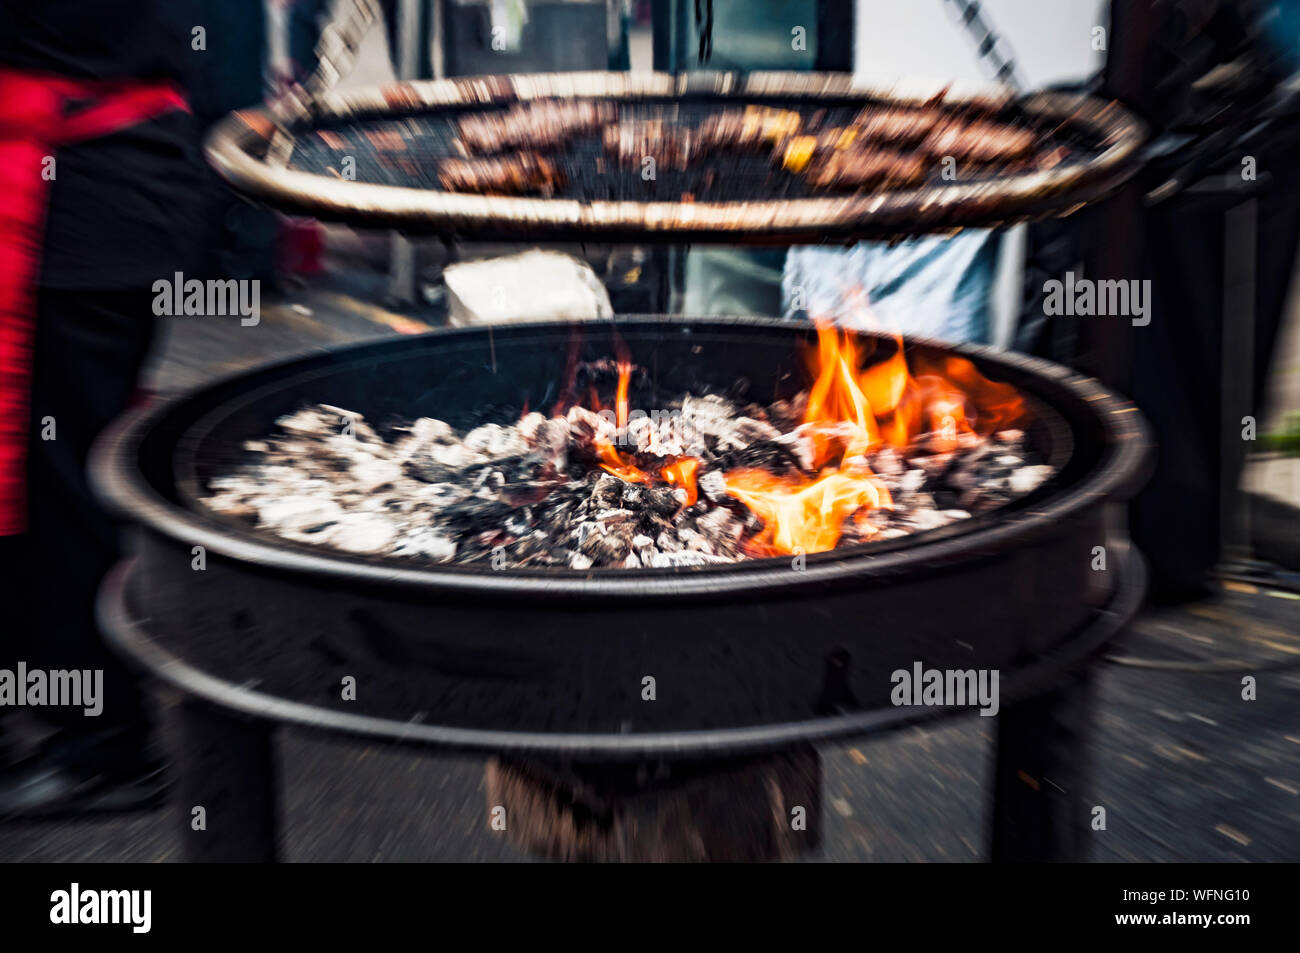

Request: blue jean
left=782, top=230, right=1002, bottom=344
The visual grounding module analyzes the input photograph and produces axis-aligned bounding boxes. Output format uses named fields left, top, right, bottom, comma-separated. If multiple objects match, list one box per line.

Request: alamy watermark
left=50, top=884, right=150, bottom=933
left=0, top=662, right=102, bottom=716
left=890, top=662, right=999, bottom=717
left=1043, top=271, right=1151, bottom=327
left=152, top=271, right=260, bottom=326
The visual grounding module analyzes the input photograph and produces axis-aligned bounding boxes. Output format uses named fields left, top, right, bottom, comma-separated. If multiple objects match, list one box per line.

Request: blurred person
left=677, top=0, right=1004, bottom=343
left=0, top=0, right=207, bottom=815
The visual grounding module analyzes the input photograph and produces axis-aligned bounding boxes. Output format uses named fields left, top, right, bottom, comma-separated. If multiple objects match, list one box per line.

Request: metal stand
left=386, top=0, right=424, bottom=307
left=1215, top=193, right=1271, bottom=577
left=485, top=749, right=822, bottom=862
left=990, top=665, right=1096, bottom=862
left=176, top=699, right=279, bottom=862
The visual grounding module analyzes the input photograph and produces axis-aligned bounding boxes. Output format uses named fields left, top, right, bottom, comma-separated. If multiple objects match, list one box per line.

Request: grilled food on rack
left=696, top=105, right=803, bottom=152
left=601, top=119, right=695, bottom=169
left=438, top=153, right=564, bottom=195
left=850, top=106, right=940, bottom=145
left=921, top=118, right=1037, bottom=163
left=456, top=100, right=615, bottom=154
left=805, top=148, right=927, bottom=190
left=772, top=127, right=860, bottom=172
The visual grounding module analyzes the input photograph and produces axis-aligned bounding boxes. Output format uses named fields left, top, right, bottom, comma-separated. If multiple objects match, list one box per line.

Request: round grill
left=204, top=71, right=1149, bottom=243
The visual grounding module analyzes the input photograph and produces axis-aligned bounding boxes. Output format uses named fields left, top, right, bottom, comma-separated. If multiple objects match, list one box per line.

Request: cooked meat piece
left=850, top=107, right=939, bottom=144
left=771, top=127, right=860, bottom=172
left=456, top=100, right=614, bottom=154
left=805, top=148, right=926, bottom=190
left=601, top=119, right=693, bottom=168
left=921, top=119, right=1036, bottom=163
left=697, top=105, right=801, bottom=151
left=438, top=154, right=564, bottom=195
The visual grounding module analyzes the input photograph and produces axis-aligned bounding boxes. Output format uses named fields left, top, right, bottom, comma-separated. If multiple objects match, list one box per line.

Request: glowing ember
left=209, top=321, right=1044, bottom=570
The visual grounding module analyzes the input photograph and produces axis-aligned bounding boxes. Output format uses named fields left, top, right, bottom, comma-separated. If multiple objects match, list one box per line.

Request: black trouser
left=0, top=288, right=156, bottom=737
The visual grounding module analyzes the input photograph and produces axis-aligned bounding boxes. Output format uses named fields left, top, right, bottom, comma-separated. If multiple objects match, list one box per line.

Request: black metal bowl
left=92, top=317, right=1151, bottom=754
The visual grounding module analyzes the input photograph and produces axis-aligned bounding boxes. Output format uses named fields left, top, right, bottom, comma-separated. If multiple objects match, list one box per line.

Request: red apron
left=0, top=68, right=188, bottom=535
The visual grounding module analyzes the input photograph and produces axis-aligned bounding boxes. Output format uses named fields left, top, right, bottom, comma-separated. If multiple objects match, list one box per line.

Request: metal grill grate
left=288, top=99, right=1088, bottom=203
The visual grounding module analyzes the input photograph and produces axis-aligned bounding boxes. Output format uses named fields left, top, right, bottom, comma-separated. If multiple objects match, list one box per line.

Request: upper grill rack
left=204, top=71, right=1148, bottom=243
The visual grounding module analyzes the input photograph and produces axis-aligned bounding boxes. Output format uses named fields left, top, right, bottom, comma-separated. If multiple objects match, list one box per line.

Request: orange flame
left=661, top=457, right=699, bottom=506
left=722, top=319, right=1025, bottom=555
left=614, top=359, right=632, bottom=431
left=597, top=441, right=651, bottom=483
left=592, top=359, right=701, bottom=507
left=723, top=466, right=893, bottom=556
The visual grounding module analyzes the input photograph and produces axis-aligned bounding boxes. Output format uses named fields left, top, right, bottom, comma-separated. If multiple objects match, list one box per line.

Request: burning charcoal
left=898, top=469, right=926, bottom=495
left=776, top=428, right=817, bottom=472
left=679, top=394, right=739, bottom=445
left=591, top=473, right=624, bottom=509
left=515, top=412, right=547, bottom=441
left=566, top=405, right=617, bottom=447
left=463, top=423, right=529, bottom=459
left=428, top=441, right=483, bottom=469
left=696, top=470, right=728, bottom=501
left=255, top=495, right=344, bottom=533
left=580, top=520, right=636, bottom=564
left=910, top=453, right=954, bottom=479
left=350, top=458, right=402, bottom=493
left=322, top=513, right=400, bottom=554
left=647, top=486, right=680, bottom=515
left=869, top=447, right=904, bottom=478
left=527, top=416, right=571, bottom=466
left=393, top=417, right=458, bottom=460
left=439, top=496, right=516, bottom=533
left=1010, top=465, right=1053, bottom=495
left=621, top=483, right=647, bottom=508
left=648, top=550, right=734, bottom=568
left=903, top=509, right=953, bottom=532
left=677, top=527, right=715, bottom=555
left=714, top=417, right=782, bottom=452
left=206, top=359, right=1051, bottom=570
left=697, top=507, right=745, bottom=544
left=656, top=530, right=685, bottom=553
left=403, top=457, right=457, bottom=484
left=392, top=528, right=458, bottom=562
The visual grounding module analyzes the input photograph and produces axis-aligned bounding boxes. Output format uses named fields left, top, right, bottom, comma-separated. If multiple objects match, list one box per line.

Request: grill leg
left=990, top=665, right=1096, bottom=862
left=175, top=699, right=279, bottom=862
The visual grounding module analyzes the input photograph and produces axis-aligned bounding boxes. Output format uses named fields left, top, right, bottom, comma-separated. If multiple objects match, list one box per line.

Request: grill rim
left=203, top=70, right=1150, bottom=241
left=91, top=316, right=1153, bottom=604
left=97, top=550, right=1146, bottom=757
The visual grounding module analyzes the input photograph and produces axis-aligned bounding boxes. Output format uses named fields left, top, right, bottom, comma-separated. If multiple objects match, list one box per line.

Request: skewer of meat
left=438, top=153, right=564, bottom=195
left=456, top=100, right=615, bottom=154
left=696, top=105, right=802, bottom=152
left=772, top=126, right=859, bottom=172
left=804, top=148, right=927, bottom=191
left=601, top=119, right=694, bottom=169
left=921, top=118, right=1036, bottom=163
left=850, top=106, right=940, bottom=145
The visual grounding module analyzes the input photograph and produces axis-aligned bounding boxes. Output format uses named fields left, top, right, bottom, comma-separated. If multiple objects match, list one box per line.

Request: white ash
left=202, top=386, right=1052, bottom=570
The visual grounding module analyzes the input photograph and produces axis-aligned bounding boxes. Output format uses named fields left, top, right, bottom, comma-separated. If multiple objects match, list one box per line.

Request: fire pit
left=197, top=322, right=1061, bottom=570
left=92, top=317, right=1150, bottom=861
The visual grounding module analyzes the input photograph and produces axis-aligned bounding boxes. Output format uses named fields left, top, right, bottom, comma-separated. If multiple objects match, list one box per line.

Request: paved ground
left=2, top=245, right=1299, bottom=862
